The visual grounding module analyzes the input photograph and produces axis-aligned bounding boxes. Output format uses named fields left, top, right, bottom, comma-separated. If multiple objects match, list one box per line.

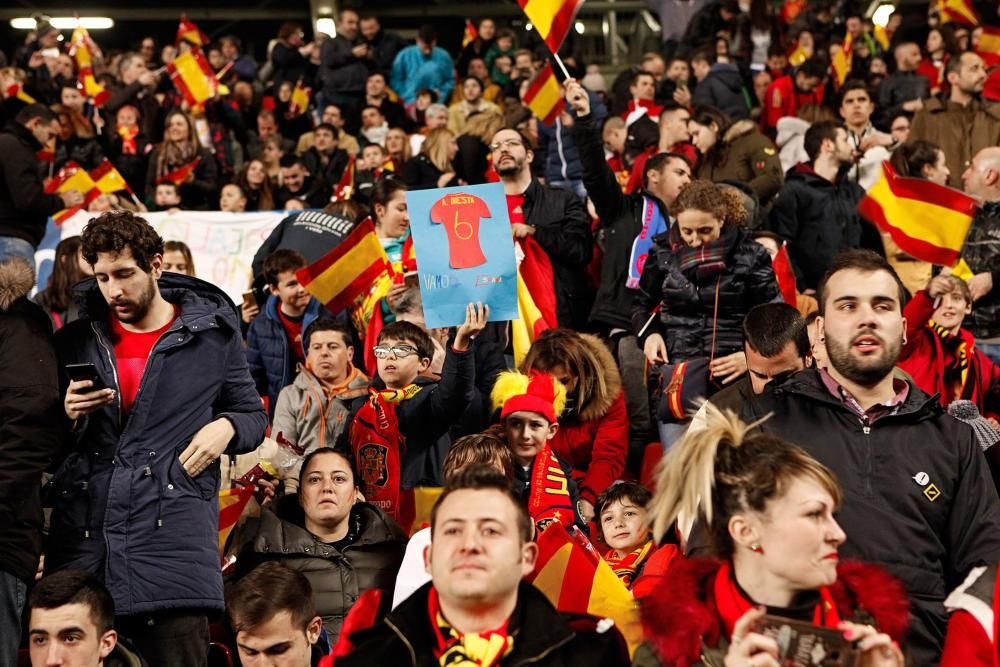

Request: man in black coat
left=0, top=104, right=83, bottom=263
left=0, top=257, right=64, bottom=664
left=490, top=127, right=594, bottom=331
left=741, top=249, right=1000, bottom=665
left=317, top=9, right=372, bottom=134
left=338, top=467, right=630, bottom=666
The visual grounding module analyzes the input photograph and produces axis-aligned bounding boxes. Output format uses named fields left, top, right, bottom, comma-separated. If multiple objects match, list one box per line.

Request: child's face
left=599, top=499, right=650, bottom=553
left=497, top=36, right=513, bottom=51
left=375, top=337, right=429, bottom=389
left=269, top=269, right=310, bottom=314
left=503, top=411, right=558, bottom=466
left=361, top=145, right=384, bottom=169
left=155, top=184, right=180, bottom=206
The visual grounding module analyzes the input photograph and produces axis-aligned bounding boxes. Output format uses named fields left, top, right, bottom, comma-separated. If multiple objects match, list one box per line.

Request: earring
left=750, top=543, right=763, bottom=554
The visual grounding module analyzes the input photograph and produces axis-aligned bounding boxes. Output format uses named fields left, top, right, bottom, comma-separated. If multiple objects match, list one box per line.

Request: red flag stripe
left=545, top=0, right=585, bottom=53
left=879, top=162, right=979, bottom=214
left=557, top=545, right=596, bottom=611
left=857, top=198, right=962, bottom=267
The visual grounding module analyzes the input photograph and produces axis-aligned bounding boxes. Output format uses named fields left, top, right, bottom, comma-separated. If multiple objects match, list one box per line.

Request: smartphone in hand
left=65, top=363, right=107, bottom=391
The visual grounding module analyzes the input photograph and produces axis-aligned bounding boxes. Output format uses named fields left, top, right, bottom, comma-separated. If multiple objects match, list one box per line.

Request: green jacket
left=697, top=119, right=784, bottom=205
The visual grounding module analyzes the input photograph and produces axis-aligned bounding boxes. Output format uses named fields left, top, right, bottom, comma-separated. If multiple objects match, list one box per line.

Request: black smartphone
left=753, top=615, right=858, bottom=666
left=65, top=363, right=107, bottom=391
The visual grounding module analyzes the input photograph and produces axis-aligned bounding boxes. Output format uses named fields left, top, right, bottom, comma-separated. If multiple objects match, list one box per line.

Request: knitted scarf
left=348, top=384, right=422, bottom=522
left=668, top=222, right=738, bottom=283
left=428, top=586, right=514, bottom=667
left=604, top=539, right=655, bottom=589
left=528, top=444, right=575, bottom=532
left=928, top=319, right=971, bottom=399
left=118, top=124, right=139, bottom=155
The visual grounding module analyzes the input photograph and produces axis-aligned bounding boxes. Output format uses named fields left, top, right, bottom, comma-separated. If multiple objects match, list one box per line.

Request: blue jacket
left=390, top=45, right=455, bottom=105
left=536, top=91, right=608, bottom=185
left=48, top=272, right=266, bottom=615
left=246, top=294, right=327, bottom=417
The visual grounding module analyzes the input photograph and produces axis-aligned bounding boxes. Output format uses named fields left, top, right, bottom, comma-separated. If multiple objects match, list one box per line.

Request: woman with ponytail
left=632, top=180, right=780, bottom=447
left=637, top=405, right=908, bottom=667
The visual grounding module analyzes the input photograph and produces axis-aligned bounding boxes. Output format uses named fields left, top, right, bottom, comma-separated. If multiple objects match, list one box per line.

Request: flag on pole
left=177, top=15, right=210, bottom=47
left=89, top=160, right=137, bottom=203
left=937, top=0, right=979, bottom=25
left=70, top=27, right=111, bottom=107
left=517, top=0, right=585, bottom=54
left=980, top=26, right=1000, bottom=55
left=512, top=237, right=558, bottom=365
left=289, top=80, right=311, bottom=116
left=295, top=218, right=394, bottom=314
left=832, top=34, right=853, bottom=87
left=5, top=83, right=36, bottom=105
left=527, top=523, right=643, bottom=655
left=333, top=155, right=356, bottom=201
left=772, top=242, right=798, bottom=306
left=462, top=20, right=479, bottom=48
left=45, top=162, right=100, bottom=223
left=858, top=161, right=979, bottom=266
left=524, top=63, right=565, bottom=126
left=167, top=50, right=219, bottom=106
left=218, top=485, right=255, bottom=555
left=156, top=157, right=202, bottom=185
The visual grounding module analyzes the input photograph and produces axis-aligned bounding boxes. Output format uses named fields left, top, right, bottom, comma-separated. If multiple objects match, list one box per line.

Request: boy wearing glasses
left=348, top=303, right=488, bottom=521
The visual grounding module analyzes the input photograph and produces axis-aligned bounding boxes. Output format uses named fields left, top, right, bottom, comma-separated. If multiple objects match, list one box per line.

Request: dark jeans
left=116, top=609, right=209, bottom=667
left=0, top=570, right=27, bottom=666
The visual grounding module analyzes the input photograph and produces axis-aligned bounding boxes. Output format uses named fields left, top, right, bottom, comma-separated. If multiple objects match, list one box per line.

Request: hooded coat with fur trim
left=0, top=259, right=64, bottom=583
left=695, top=119, right=783, bottom=205
left=543, top=334, right=628, bottom=505
left=638, top=557, right=910, bottom=667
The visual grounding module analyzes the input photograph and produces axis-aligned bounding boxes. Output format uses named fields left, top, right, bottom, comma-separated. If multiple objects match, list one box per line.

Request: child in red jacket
left=899, top=274, right=1000, bottom=420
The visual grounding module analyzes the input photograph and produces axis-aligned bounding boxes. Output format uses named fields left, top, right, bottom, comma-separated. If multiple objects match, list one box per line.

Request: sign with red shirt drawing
left=406, top=183, right=517, bottom=328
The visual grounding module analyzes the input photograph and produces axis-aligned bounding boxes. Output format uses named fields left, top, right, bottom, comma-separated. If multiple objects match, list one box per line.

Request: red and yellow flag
left=5, top=83, right=36, bottom=105
left=177, top=15, right=210, bottom=47
left=296, top=218, right=394, bottom=315
left=773, top=242, right=797, bottom=306
left=517, top=0, right=585, bottom=54
left=937, top=0, right=979, bottom=25
left=334, top=155, right=356, bottom=202
left=45, top=162, right=100, bottom=223
left=512, top=236, right=558, bottom=364
left=524, top=63, right=564, bottom=126
left=980, top=26, right=1000, bottom=55
left=218, top=485, right=255, bottom=555
left=462, top=20, right=479, bottom=48
left=527, top=523, right=642, bottom=655
left=70, top=27, right=110, bottom=107
left=858, top=161, right=979, bottom=267
left=832, top=34, right=853, bottom=87
left=289, top=80, right=311, bottom=116
left=156, top=157, right=202, bottom=185
left=168, top=50, right=219, bottom=107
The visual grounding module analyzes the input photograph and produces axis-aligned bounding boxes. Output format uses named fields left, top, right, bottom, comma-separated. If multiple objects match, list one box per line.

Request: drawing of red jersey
left=429, top=193, right=492, bottom=269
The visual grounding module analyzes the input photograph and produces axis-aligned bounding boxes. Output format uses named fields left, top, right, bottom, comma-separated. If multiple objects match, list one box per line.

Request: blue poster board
left=406, top=182, right=518, bottom=329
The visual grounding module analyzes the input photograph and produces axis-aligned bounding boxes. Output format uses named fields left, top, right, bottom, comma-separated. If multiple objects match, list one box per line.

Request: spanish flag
left=788, top=44, right=810, bottom=67
left=512, top=236, right=557, bottom=365
left=832, top=34, right=853, bottom=87
left=528, top=523, right=642, bottom=655
left=334, top=155, right=356, bottom=201
left=218, top=485, right=255, bottom=555
left=168, top=50, right=219, bottom=107
left=517, top=0, right=585, bottom=55
left=45, top=162, right=99, bottom=223
left=70, top=28, right=111, bottom=107
left=524, top=63, right=564, bottom=126
left=980, top=26, right=1000, bottom=55
left=773, top=242, right=798, bottom=306
left=289, top=80, right=311, bottom=117
left=296, top=218, right=393, bottom=315
left=90, top=160, right=131, bottom=195
left=177, top=14, right=210, bottom=47
left=156, top=157, right=202, bottom=185
left=462, top=20, right=479, bottom=48
left=858, top=161, right=979, bottom=267
left=5, top=83, right=35, bottom=105
left=937, top=0, right=979, bottom=25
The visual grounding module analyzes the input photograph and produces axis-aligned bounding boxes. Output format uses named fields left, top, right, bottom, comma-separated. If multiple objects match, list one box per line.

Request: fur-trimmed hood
left=0, top=257, right=34, bottom=311
left=640, top=557, right=910, bottom=666
left=722, top=119, right=758, bottom=145
left=577, top=333, right=623, bottom=422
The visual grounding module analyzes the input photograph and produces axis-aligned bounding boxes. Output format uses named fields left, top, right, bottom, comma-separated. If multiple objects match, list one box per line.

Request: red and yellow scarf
left=118, top=124, right=139, bottom=155
left=349, top=384, right=421, bottom=522
left=604, top=539, right=655, bottom=589
left=929, top=319, right=971, bottom=400
left=528, top=444, right=575, bottom=531
left=428, top=586, right=513, bottom=666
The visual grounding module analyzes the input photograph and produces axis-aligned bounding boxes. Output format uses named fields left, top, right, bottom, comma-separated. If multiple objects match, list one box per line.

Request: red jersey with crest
left=429, top=193, right=492, bottom=269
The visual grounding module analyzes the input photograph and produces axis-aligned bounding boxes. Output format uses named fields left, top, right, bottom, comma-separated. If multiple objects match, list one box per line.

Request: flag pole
left=551, top=51, right=572, bottom=81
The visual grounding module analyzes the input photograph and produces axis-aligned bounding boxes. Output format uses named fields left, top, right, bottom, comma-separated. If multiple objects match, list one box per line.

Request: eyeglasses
left=489, top=138, right=523, bottom=152
left=372, top=344, right=418, bottom=359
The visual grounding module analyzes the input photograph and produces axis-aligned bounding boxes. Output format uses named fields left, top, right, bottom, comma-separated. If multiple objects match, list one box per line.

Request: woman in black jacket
left=632, top=180, right=779, bottom=447
left=235, top=448, right=407, bottom=644
left=402, top=128, right=460, bottom=190
left=144, top=109, right=219, bottom=209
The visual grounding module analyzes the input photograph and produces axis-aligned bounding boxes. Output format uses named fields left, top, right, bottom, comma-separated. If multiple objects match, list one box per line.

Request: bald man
left=961, top=146, right=1000, bottom=364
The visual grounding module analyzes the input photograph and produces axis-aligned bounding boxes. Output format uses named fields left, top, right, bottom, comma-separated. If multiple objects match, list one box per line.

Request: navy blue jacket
left=536, top=91, right=608, bottom=185
left=48, top=272, right=266, bottom=615
left=246, top=294, right=327, bottom=417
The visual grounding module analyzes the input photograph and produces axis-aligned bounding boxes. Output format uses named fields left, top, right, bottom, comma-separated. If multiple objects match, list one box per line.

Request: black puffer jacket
left=236, top=496, right=406, bottom=643
left=766, top=163, right=876, bottom=291
left=962, top=200, right=1000, bottom=339
left=632, top=224, right=780, bottom=362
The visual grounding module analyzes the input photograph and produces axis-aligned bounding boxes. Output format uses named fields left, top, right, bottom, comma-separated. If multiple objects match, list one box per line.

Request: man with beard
left=740, top=249, right=1000, bottom=665
left=53, top=211, right=267, bottom=667
left=490, top=127, right=593, bottom=330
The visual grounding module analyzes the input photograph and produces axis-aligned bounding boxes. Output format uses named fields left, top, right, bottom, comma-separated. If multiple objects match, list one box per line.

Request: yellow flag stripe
left=61, top=170, right=97, bottom=194
left=868, top=177, right=972, bottom=250
left=532, top=543, right=574, bottom=595
left=176, top=53, right=215, bottom=104
left=589, top=557, right=643, bottom=655
left=523, top=0, right=560, bottom=36
left=307, top=235, right=387, bottom=304
left=512, top=268, right=543, bottom=365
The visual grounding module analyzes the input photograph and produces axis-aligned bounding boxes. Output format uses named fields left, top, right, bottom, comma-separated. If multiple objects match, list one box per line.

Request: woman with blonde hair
left=638, top=405, right=908, bottom=667
left=402, top=127, right=459, bottom=190
left=384, top=127, right=412, bottom=172
left=632, top=180, right=779, bottom=449
left=144, top=109, right=219, bottom=209
left=456, top=109, right=505, bottom=184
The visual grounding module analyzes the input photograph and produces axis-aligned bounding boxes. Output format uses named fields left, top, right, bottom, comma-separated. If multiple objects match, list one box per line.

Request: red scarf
left=428, top=586, right=513, bottom=667
left=604, top=539, right=655, bottom=589
left=528, top=444, right=575, bottom=531
left=118, top=124, right=139, bottom=155
left=349, top=385, right=421, bottom=522
left=713, top=561, right=841, bottom=639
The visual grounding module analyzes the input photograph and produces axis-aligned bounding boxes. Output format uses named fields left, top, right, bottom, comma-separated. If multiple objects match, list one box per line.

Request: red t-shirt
left=278, top=309, right=306, bottom=363
left=506, top=193, right=525, bottom=226
left=429, top=193, right=492, bottom=269
left=111, top=307, right=178, bottom=415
